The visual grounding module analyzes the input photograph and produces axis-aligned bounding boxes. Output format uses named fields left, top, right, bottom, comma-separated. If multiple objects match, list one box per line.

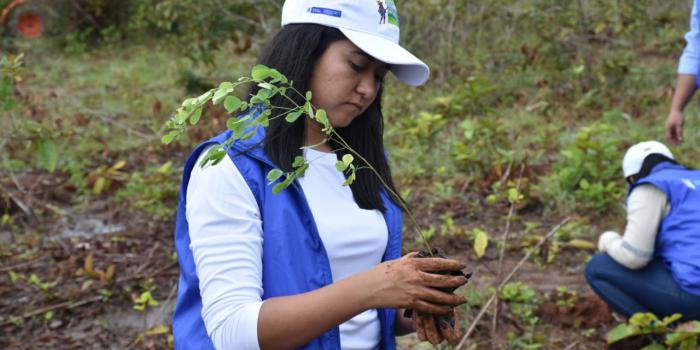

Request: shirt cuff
left=210, top=301, right=264, bottom=350
left=598, top=231, right=621, bottom=253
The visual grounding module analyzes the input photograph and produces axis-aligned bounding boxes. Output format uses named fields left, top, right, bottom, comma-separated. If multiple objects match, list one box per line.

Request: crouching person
left=585, top=141, right=700, bottom=321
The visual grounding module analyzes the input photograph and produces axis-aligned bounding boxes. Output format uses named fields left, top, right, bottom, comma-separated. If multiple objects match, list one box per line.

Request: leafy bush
left=451, top=117, right=514, bottom=179
left=0, top=53, right=58, bottom=172
left=115, top=161, right=180, bottom=221
left=128, top=0, right=279, bottom=64
left=538, top=123, right=625, bottom=213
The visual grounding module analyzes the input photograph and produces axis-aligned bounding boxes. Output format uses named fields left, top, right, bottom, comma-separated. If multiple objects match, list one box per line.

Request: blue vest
left=172, top=127, right=403, bottom=349
left=632, top=162, right=700, bottom=296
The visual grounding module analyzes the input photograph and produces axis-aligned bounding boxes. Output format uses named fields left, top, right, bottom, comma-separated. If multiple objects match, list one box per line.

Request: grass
left=3, top=1, right=700, bottom=348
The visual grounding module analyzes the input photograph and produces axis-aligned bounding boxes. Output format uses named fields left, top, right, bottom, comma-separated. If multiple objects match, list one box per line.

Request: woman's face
left=308, top=40, right=388, bottom=128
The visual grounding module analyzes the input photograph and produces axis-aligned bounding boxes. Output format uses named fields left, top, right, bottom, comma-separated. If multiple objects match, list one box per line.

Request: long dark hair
left=250, top=23, right=402, bottom=212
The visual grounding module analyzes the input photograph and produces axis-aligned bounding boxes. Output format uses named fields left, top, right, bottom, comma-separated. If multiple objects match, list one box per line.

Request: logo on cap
left=377, top=0, right=399, bottom=27
left=309, top=7, right=342, bottom=18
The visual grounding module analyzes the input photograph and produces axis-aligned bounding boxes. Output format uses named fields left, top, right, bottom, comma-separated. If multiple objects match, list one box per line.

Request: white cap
left=281, top=0, right=430, bottom=86
left=622, top=141, right=674, bottom=178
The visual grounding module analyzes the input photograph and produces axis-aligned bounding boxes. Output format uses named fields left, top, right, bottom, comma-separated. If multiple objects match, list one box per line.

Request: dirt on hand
left=404, top=248, right=471, bottom=345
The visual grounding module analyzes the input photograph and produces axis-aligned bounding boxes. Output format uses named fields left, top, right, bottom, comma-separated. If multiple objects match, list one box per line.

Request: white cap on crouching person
left=281, top=0, right=430, bottom=86
left=622, top=141, right=674, bottom=178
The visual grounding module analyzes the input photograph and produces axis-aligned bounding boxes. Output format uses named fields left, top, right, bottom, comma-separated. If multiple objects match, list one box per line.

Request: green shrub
left=451, top=117, right=514, bottom=179
left=539, top=123, right=624, bottom=213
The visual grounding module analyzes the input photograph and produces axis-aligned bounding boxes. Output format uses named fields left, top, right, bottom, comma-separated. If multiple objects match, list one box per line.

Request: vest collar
left=628, top=161, right=685, bottom=192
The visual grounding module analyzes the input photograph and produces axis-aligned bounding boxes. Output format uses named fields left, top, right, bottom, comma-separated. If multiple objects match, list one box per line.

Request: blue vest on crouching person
left=632, top=162, right=700, bottom=296
left=172, top=125, right=404, bottom=350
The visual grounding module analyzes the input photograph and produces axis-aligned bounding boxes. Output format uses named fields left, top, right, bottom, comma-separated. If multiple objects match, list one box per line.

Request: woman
left=172, top=1, right=468, bottom=349
left=585, top=141, right=700, bottom=321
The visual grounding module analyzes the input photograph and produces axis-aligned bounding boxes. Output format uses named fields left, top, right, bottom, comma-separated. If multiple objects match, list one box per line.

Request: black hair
left=631, top=153, right=678, bottom=182
left=250, top=23, right=403, bottom=212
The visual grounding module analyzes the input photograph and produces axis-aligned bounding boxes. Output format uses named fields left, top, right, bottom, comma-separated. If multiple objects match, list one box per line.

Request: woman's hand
left=413, top=308, right=462, bottom=345
left=363, top=252, right=468, bottom=314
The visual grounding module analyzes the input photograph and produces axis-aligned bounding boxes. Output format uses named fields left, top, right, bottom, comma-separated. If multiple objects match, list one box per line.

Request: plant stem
left=329, top=130, right=434, bottom=256
left=454, top=217, right=571, bottom=350
left=492, top=163, right=525, bottom=335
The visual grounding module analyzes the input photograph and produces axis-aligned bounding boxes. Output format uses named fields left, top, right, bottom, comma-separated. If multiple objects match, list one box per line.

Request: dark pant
left=585, top=254, right=700, bottom=321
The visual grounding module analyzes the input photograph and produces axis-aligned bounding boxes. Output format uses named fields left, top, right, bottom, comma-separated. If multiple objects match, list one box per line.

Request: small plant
left=486, top=179, right=527, bottom=207
left=500, top=282, right=543, bottom=349
left=27, top=273, right=55, bottom=292
left=606, top=312, right=700, bottom=349
left=133, top=291, right=159, bottom=311
left=0, top=52, right=23, bottom=111
left=501, top=281, right=538, bottom=304
left=87, top=160, right=129, bottom=195
left=553, top=287, right=577, bottom=308
left=75, top=255, right=116, bottom=285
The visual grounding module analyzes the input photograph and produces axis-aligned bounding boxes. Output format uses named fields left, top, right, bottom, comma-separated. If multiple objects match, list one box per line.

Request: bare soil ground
left=1, top=170, right=617, bottom=350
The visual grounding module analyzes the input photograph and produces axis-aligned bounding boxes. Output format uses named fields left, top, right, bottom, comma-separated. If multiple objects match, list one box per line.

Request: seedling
left=163, top=64, right=439, bottom=255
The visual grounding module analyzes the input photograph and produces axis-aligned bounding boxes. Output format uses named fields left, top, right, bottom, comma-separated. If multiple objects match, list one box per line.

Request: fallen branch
left=455, top=216, right=571, bottom=350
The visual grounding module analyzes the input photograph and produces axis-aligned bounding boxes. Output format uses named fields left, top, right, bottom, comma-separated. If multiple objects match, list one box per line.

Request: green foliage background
left=2, top=0, right=700, bottom=348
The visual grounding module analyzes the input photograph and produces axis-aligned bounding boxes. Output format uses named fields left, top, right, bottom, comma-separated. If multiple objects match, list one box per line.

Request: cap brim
left=339, top=28, right=430, bottom=87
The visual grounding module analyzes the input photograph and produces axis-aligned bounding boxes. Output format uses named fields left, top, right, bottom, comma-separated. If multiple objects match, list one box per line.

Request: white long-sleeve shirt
left=598, top=184, right=670, bottom=269
left=186, top=146, right=388, bottom=350
left=679, top=0, right=700, bottom=74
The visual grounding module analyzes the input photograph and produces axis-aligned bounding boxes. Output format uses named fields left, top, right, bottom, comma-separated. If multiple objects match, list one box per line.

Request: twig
left=158, top=283, right=178, bottom=321
left=115, top=261, right=178, bottom=284
left=0, top=255, right=49, bottom=273
left=87, top=111, right=153, bottom=139
left=444, top=0, right=457, bottom=79
left=2, top=261, right=178, bottom=327
left=564, top=341, right=579, bottom=350
left=455, top=217, right=571, bottom=350
left=0, top=181, right=35, bottom=219
left=0, top=296, right=102, bottom=327
left=499, top=159, right=513, bottom=186
left=211, top=0, right=269, bottom=30
left=256, top=4, right=271, bottom=34
left=492, top=163, right=525, bottom=335
left=8, top=172, right=26, bottom=193
left=576, top=0, right=594, bottom=87
left=70, top=0, right=102, bottom=30
left=131, top=243, right=161, bottom=276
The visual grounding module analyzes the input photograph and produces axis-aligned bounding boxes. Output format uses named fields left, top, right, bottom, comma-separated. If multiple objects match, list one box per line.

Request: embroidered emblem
left=377, top=1, right=386, bottom=24
left=385, top=0, right=399, bottom=27
left=309, top=7, right=342, bottom=18
left=377, top=0, right=399, bottom=27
